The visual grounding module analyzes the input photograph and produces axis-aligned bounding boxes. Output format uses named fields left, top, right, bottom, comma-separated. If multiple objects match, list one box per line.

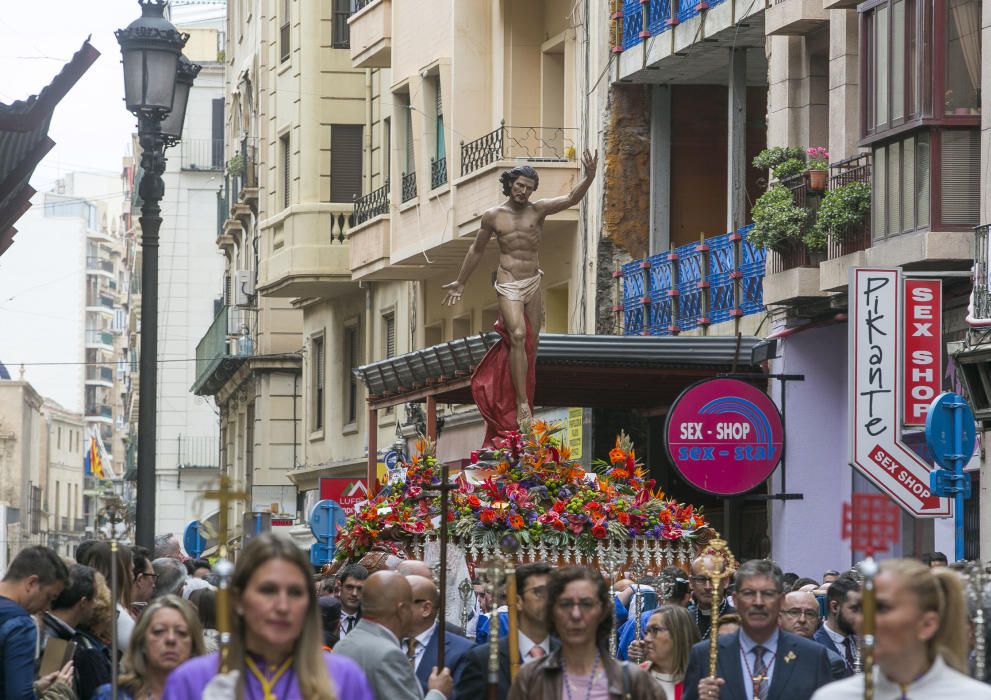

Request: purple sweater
left=162, top=651, right=375, bottom=700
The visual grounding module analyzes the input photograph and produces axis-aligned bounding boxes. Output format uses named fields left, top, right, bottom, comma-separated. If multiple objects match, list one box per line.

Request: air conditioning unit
left=233, top=270, right=255, bottom=307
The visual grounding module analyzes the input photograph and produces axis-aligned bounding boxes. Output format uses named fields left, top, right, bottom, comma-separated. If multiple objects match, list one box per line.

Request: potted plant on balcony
left=805, top=146, right=829, bottom=191
left=226, top=154, right=244, bottom=177
left=752, top=146, right=806, bottom=182
left=805, top=180, right=871, bottom=252
left=750, top=184, right=810, bottom=254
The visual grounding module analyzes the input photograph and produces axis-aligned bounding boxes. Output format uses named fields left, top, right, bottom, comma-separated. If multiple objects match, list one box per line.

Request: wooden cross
left=423, top=463, right=456, bottom=672
left=203, top=473, right=248, bottom=558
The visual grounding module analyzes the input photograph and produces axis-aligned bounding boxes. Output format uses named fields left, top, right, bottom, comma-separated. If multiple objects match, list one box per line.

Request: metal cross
left=203, top=473, right=248, bottom=558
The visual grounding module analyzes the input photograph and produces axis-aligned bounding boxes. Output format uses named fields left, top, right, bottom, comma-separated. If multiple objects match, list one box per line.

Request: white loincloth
left=494, top=269, right=543, bottom=303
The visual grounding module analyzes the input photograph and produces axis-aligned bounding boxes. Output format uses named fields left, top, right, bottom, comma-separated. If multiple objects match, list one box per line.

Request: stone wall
left=602, top=84, right=651, bottom=259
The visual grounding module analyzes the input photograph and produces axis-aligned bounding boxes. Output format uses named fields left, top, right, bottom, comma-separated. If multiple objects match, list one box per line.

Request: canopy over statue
left=443, top=151, right=598, bottom=444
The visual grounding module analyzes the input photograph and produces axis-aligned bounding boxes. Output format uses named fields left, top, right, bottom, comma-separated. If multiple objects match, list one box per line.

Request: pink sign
left=902, top=279, right=941, bottom=426
left=665, top=378, right=784, bottom=496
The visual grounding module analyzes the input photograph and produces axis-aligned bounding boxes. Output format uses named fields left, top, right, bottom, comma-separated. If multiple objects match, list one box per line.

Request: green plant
left=226, top=154, right=244, bottom=176
left=753, top=146, right=805, bottom=180
left=772, top=158, right=806, bottom=180
left=750, top=185, right=809, bottom=251
left=806, top=181, right=872, bottom=251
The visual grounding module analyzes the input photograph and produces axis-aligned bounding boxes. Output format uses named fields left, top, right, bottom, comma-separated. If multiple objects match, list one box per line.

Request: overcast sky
left=0, top=2, right=148, bottom=192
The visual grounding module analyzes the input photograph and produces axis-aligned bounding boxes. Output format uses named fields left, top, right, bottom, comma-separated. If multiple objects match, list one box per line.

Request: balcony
left=86, top=292, right=115, bottom=310
left=348, top=0, right=391, bottom=68
left=616, top=0, right=767, bottom=83
left=177, top=435, right=219, bottom=469
left=401, top=171, right=417, bottom=203
left=431, top=157, right=448, bottom=190
left=350, top=181, right=391, bottom=280
left=761, top=175, right=830, bottom=305
left=85, top=366, right=114, bottom=386
left=620, top=226, right=765, bottom=335
left=820, top=154, right=873, bottom=291
left=179, top=138, right=224, bottom=172
left=85, top=403, right=113, bottom=421
left=765, top=0, right=828, bottom=36
left=86, top=257, right=114, bottom=276
left=85, top=330, right=114, bottom=348
left=192, top=305, right=258, bottom=395
left=257, top=205, right=354, bottom=298
left=973, top=225, right=991, bottom=322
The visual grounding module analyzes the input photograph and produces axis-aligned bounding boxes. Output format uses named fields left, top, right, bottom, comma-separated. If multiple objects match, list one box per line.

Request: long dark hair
left=500, top=165, right=539, bottom=196
left=546, top=566, right=614, bottom=653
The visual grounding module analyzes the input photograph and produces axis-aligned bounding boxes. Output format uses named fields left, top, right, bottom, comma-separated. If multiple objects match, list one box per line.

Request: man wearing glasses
left=778, top=590, right=848, bottom=680
left=131, top=545, right=156, bottom=612
left=683, top=559, right=832, bottom=700
left=688, top=556, right=736, bottom=640
left=455, top=562, right=557, bottom=699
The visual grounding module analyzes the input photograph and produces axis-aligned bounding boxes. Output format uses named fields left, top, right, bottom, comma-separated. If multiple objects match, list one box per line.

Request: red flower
left=480, top=509, right=496, bottom=525
left=509, top=514, right=525, bottom=530
left=661, top=528, right=683, bottom=540
left=609, top=447, right=626, bottom=463
left=538, top=512, right=559, bottom=525
left=626, top=454, right=635, bottom=470
left=470, top=450, right=480, bottom=464
left=407, top=486, right=422, bottom=498
left=617, top=512, right=631, bottom=526
left=467, top=495, right=481, bottom=509
left=569, top=522, right=584, bottom=535
left=552, top=501, right=566, bottom=514
left=447, top=511, right=455, bottom=522
left=551, top=518, right=567, bottom=531
left=586, top=501, right=601, bottom=511
left=659, top=510, right=673, bottom=526
left=592, top=523, right=607, bottom=539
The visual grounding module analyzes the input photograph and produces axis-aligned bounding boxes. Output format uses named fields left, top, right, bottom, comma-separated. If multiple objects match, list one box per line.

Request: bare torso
left=487, top=202, right=543, bottom=283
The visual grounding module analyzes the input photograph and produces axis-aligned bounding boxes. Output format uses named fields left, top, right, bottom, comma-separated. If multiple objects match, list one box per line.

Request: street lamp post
left=116, top=0, right=197, bottom=550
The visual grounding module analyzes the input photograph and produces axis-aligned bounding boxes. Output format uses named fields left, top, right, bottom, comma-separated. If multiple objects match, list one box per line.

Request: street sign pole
left=953, top=397, right=965, bottom=560
left=925, top=392, right=977, bottom=561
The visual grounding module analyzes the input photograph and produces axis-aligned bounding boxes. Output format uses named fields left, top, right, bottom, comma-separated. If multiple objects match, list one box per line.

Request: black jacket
left=40, top=612, right=112, bottom=700
left=455, top=635, right=560, bottom=700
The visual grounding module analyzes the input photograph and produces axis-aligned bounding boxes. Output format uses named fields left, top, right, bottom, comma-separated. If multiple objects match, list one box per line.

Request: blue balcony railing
left=620, top=226, right=765, bottom=335
left=619, top=0, right=721, bottom=50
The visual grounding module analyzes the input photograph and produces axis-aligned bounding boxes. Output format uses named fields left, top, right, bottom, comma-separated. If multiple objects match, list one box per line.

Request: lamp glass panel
left=121, top=48, right=147, bottom=109
left=160, top=80, right=190, bottom=140
left=142, top=48, right=180, bottom=111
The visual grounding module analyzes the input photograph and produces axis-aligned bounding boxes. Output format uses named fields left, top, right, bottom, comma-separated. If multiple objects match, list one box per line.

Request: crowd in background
left=2, top=536, right=991, bottom=699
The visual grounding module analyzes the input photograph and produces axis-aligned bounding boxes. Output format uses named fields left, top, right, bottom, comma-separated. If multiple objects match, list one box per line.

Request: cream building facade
left=0, top=378, right=45, bottom=561
left=41, top=400, right=86, bottom=558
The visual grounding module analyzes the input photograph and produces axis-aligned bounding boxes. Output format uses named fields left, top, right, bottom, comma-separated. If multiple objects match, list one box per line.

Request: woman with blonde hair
left=163, top=533, right=374, bottom=700
left=639, top=605, right=700, bottom=699
left=811, top=558, right=991, bottom=699
left=92, top=595, right=205, bottom=699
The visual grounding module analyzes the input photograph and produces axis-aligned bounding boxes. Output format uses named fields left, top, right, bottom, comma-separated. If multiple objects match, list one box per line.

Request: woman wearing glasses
left=638, top=606, right=700, bottom=700
left=508, top=566, right=666, bottom=700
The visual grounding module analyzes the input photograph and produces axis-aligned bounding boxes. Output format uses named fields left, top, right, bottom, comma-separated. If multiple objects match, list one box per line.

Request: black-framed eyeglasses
left=643, top=625, right=668, bottom=637
left=782, top=608, right=819, bottom=619
left=137, top=572, right=159, bottom=582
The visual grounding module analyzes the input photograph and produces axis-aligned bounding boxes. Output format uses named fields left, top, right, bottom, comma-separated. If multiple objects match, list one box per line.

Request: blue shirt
left=739, top=629, right=779, bottom=699
left=0, top=596, right=36, bottom=700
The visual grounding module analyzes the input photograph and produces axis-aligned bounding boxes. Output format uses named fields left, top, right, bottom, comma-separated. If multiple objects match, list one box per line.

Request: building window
left=873, top=133, right=930, bottom=238
left=383, top=312, right=396, bottom=359
left=280, top=0, right=291, bottom=62
left=939, top=129, right=980, bottom=224
left=312, top=335, right=325, bottom=431
left=330, top=124, right=363, bottom=203
left=280, top=133, right=291, bottom=209
left=332, top=0, right=350, bottom=48
left=57, top=426, right=62, bottom=450
left=344, top=325, right=359, bottom=425
left=945, top=0, right=980, bottom=115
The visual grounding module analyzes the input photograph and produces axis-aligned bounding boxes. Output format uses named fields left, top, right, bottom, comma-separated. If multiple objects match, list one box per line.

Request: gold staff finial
left=699, top=536, right=737, bottom=679
left=203, top=473, right=248, bottom=672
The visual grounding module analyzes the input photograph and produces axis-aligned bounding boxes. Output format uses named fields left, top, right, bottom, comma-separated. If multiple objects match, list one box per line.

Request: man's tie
left=528, top=646, right=546, bottom=659
left=843, top=636, right=856, bottom=671
left=752, top=645, right=769, bottom=700
left=343, top=615, right=355, bottom=634
left=406, top=638, right=417, bottom=666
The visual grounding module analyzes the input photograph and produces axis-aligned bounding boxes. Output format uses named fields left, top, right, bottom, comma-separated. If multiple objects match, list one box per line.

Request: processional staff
left=484, top=559, right=501, bottom=700
left=700, top=537, right=737, bottom=678
left=204, top=473, right=248, bottom=673
left=858, top=558, right=878, bottom=700
left=424, top=462, right=456, bottom=672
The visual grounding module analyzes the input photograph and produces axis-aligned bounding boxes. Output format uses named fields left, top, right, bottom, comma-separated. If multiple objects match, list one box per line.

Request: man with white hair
left=778, top=590, right=847, bottom=680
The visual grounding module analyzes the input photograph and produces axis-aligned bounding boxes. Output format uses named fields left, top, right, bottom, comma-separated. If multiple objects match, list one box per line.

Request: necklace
left=245, top=655, right=293, bottom=700
left=561, top=652, right=601, bottom=700
left=739, top=645, right=775, bottom=700
left=695, top=600, right=726, bottom=639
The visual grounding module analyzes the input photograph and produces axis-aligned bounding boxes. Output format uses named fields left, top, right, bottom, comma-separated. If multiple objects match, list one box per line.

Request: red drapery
left=471, top=316, right=536, bottom=446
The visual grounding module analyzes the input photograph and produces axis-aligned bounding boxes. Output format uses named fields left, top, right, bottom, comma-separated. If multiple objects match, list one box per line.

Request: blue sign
left=931, top=469, right=972, bottom=499
left=925, top=393, right=976, bottom=470
left=309, top=499, right=347, bottom=544
left=310, top=541, right=336, bottom=567
left=183, top=520, right=206, bottom=558
left=384, top=450, right=400, bottom=470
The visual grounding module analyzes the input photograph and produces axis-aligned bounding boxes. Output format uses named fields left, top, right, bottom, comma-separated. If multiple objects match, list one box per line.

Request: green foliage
left=753, top=147, right=806, bottom=175
left=226, top=154, right=244, bottom=176
left=750, top=185, right=809, bottom=251
left=806, top=181, right=872, bottom=251
left=772, top=158, right=807, bottom=180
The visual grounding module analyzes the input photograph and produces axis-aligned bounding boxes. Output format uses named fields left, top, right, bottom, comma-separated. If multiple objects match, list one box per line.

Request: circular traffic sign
left=925, top=392, right=976, bottom=469
left=183, top=520, right=207, bottom=558
left=664, top=378, right=785, bottom=496
left=309, top=499, right=347, bottom=543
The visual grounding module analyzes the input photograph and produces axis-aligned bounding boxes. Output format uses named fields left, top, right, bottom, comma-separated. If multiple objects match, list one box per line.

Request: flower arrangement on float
left=333, top=421, right=708, bottom=562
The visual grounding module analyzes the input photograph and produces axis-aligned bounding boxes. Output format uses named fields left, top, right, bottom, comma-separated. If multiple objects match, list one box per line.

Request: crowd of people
left=2, top=536, right=991, bottom=699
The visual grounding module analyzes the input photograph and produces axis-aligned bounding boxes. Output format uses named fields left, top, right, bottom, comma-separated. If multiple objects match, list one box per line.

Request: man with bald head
left=688, top=554, right=735, bottom=640
left=398, top=559, right=435, bottom=579
left=404, top=575, right=475, bottom=695
left=334, top=571, right=454, bottom=700
left=779, top=590, right=848, bottom=680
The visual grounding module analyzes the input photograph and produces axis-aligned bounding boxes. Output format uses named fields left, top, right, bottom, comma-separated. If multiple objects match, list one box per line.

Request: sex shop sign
left=664, top=378, right=785, bottom=496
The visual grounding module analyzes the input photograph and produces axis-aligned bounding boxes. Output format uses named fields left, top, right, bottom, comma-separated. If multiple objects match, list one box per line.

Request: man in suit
left=404, top=575, right=475, bottom=695
left=778, top=590, right=848, bottom=680
left=338, top=563, right=368, bottom=638
left=455, top=562, right=557, bottom=699
left=812, top=573, right=861, bottom=676
left=683, top=559, right=833, bottom=700
left=334, top=570, right=454, bottom=700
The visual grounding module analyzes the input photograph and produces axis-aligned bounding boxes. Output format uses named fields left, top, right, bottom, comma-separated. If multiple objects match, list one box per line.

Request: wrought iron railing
left=194, top=305, right=258, bottom=389
left=179, top=138, right=224, bottom=171
left=974, top=225, right=991, bottom=320
left=620, top=226, right=765, bottom=335
left=431, top=157, right=448, bottom=189
left=351, top=0, right=376, bottom=11
left=766, top=242, right=813, bottom=274
left=177, top=434, right=219, bottom=469
left=354, top=180, right=390, bottom=225
left=617, top=0, right=721, bottom=50
left=460, top=123, right=579, bottom=177
left=826, top=153, right=873, bottom=260
left=401, top=171, right=417, bottom=202
left=86, top=257, right=114, bottom=274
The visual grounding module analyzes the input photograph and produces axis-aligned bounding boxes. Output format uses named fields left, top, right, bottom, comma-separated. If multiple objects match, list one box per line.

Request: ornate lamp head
left=115, top=0, right=189, bottom=121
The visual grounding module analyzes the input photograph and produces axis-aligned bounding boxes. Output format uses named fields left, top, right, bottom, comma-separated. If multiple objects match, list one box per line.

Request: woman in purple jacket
left=163, top=534, right=374, bottom=700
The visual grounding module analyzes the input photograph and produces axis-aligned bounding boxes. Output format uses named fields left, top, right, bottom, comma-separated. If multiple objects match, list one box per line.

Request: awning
left=0, top=40, right=100, bottom=256
left=356, top=333, right=765, bottom=411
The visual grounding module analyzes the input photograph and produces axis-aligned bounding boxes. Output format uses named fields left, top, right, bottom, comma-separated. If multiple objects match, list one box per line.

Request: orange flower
left=480, top=509, right=496, bottom=524
left=610, top=468, right=629, bottom=480
left=509, top=514, right=525, bottom=530
left=609, top=447, right=626, bottom=464
left=617, top=512, right=631, bottom=526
